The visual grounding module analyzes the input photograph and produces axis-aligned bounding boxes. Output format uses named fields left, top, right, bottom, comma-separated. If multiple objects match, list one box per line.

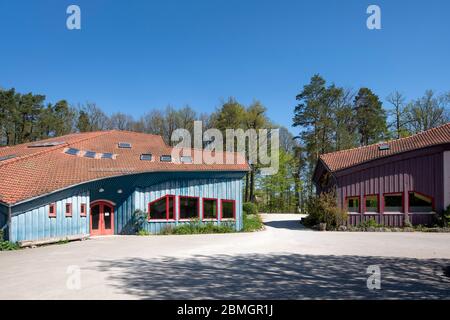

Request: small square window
left=65, top=203, right=72, bottom=217
left=80, top=203, right=87, bottom=217
left=118, top=142, right=132, bottom=148
left=365, top=195, right=379, bottom=212
left=221, top=200, right=235, bottom=219
left=101, top=153, right=114, bottom=159
left=49, top=203, right=56, bottom=218
left=160, top=155, right=172, bottom=162
left=347, top=197, right=359, bottom=213
left=384, top=193, right=403, bottom=212
left=203, top=199, right=218, bottom=219
left=140, top=154, right=152, bottom=161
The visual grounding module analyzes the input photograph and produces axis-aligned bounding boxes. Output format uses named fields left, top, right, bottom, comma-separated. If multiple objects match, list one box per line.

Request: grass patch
left=242, top=213, right=264, bottom=232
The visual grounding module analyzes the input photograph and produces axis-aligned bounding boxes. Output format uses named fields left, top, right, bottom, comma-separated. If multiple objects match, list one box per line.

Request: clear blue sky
left=1, top=0, right=449, bottom=133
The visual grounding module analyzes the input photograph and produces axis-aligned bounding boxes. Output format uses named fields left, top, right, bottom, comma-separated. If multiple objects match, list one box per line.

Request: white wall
left=444, top=151, right=450, bottom=210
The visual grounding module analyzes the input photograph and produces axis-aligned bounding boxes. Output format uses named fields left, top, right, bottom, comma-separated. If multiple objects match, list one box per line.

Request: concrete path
left=0, top=214, right=449, bottom=299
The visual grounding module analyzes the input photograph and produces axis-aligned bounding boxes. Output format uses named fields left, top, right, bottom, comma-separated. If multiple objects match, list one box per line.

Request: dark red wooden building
left=313, top=123, right=450, bottom=226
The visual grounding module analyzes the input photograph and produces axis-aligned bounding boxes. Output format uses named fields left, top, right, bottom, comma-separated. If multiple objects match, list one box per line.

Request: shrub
left=443, top=205, right=450, bottom=227
left=242, top=213, right=263, bottom=232
left=0, top=241, right=19, bottom=251
left=243, top=202, right=258, bottom=216
left=358, top=218, right=383, bottom=230
left=159, top=219, right=235, bottom=235
left=137, top=229, right=151, bottom=236
left=303, top=191, right=348, bottom=230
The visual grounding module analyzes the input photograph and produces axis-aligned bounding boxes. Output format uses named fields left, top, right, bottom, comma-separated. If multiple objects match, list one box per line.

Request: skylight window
left=84, top=151, right=96, bottom=158
left=0, top=154, right=16, bottom=161
left=140, top=154, right=152, bottom=161
left=118, top=142, right=132, bottom=148
left=378, top=143, right=390, bottom=151
left=65, top=148, right=80, bottom=156
left=180, top=156, right=193, bottom=163
left=160, top=155, right=172, bottom=162
left=29, top=141, right=65, bottom=148
left=101, top=153, right=114, bottom=159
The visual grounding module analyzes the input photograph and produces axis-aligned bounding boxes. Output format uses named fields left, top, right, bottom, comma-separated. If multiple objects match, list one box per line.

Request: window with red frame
left=65, top=203, right=72, bottom=217
left=49, top=203, right=56, bottom=218
left=409, top=192, right=433, bottom=212
left=203, top=198, right=218, bottom=219
left=346, top=197, right=359, bottom=213
left=221, top=200, right=235, bottom=219
left=80, top=203, right=87, bottom=217
left=179, top=196, right=199, bottom=219
left=148, top=195, right=175, bottom=220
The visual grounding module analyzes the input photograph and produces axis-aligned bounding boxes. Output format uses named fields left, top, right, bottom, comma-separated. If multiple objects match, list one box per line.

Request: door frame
left=90, top=200, right=115, bottom=236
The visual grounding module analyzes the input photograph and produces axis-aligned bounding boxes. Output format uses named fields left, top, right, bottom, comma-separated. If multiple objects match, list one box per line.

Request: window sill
left=147, top=219, right=176, bottom=222
left=408, top=212, right=436, bottom=215
left=382, top=212, right=404, bottom=215
left=202, top=218, right=218, bottom=221
left=220, top=218, right=236, bottom=221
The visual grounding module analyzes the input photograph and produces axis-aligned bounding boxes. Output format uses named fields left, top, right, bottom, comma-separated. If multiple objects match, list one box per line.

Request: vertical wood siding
left=10, top=192, right=90, bottom=242
left=338, top=152, right=442, bottom=226
left=115, top=178, right=243, bottom=234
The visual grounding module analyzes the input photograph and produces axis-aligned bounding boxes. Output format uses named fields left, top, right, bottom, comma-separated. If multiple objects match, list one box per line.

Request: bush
left=303, top=191, right=347, bottom=230
left=137, top=229, right=151, bottom=236
left=159, top=219, right=235, bottom=235
left=243, top=202, right=258, bottom=216
left=443, top=205, right=450, bottom=227
left=242, top=213, right=263, bottom=232
left=0, top=229, right=20, bottom=251
left=358, top=218, right=383, bottom=230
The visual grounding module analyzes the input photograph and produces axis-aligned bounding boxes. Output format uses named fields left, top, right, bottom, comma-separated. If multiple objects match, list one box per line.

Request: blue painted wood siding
left=9, top=192, right=90, bottom=242
left=116, top=178, right=243, bottom=234
left=0, top=204, right=8, bottom=240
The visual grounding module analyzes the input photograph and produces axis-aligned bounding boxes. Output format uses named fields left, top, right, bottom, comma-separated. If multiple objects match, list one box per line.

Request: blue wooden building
left=0, top=131, right=249, bottom=244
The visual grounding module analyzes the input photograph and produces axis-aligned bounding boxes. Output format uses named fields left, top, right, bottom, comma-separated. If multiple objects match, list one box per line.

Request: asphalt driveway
left=0, top=214, right=449, bottom=299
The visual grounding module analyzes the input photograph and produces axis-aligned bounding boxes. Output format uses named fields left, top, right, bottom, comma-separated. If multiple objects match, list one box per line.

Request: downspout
left=8, top=205, right=12, bottom=241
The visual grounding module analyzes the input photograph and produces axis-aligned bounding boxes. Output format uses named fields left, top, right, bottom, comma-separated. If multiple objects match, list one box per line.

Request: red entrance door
left=90, top=202, right=114, bottom=236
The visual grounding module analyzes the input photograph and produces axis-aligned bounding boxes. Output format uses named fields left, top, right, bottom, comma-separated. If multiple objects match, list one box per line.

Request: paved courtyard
left=0, top=214, right=449, bottom=299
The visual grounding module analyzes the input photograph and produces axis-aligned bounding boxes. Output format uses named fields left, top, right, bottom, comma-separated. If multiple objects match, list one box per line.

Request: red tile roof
left=0, top=131, right=249, bottom=205
left=320, top=122, right=450, bottom=172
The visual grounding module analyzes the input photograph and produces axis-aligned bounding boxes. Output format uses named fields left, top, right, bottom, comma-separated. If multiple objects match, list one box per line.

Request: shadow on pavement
left=263, top=219, right=306, bottom=230
left=95, top=253, right=450, bottom=299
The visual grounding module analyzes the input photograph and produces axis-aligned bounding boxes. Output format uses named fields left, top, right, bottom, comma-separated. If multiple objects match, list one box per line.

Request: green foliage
left=353, top=87, right=388, bottom=146
left=0, top=241, right=20, bottom=251
left=243, top=202, right=258, bottom=215
left=257, top=149, right=299, bottom=213
left=443, top=205, right=450, bottom=227
left=159, top=219, right=235, bottom=235
left=137, top=229, right=151, bottom=236
left=0, top=231, right=20, bottom=251
left=358, top=218, right=383, bottom=230
left=303, top=191, right=348, bottom=230
left=242, top=213, right=263, bottom=232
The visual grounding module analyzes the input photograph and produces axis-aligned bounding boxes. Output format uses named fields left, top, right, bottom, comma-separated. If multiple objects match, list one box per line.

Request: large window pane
left=409, top=192, right=433, bottom=212
left=149, top=197, right=167, bottom=220
left=221, top=200, right=235, bottom=219
left=384, top=194, right=403, bottom=212
left=203, top=199, right=218, bottom=219
left=168, top=196, right=175, bottom=220
left=179, top=197, right=199, bottom=219
left=365, top=195, right=378, bottom=212
left=347, top=197, right=359, bottom=213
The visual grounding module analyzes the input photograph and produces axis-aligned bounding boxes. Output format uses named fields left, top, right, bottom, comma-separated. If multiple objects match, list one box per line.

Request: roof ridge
left=321, top=122, right=450, bottom=158
left=0, top=131, right=110, bottom=168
